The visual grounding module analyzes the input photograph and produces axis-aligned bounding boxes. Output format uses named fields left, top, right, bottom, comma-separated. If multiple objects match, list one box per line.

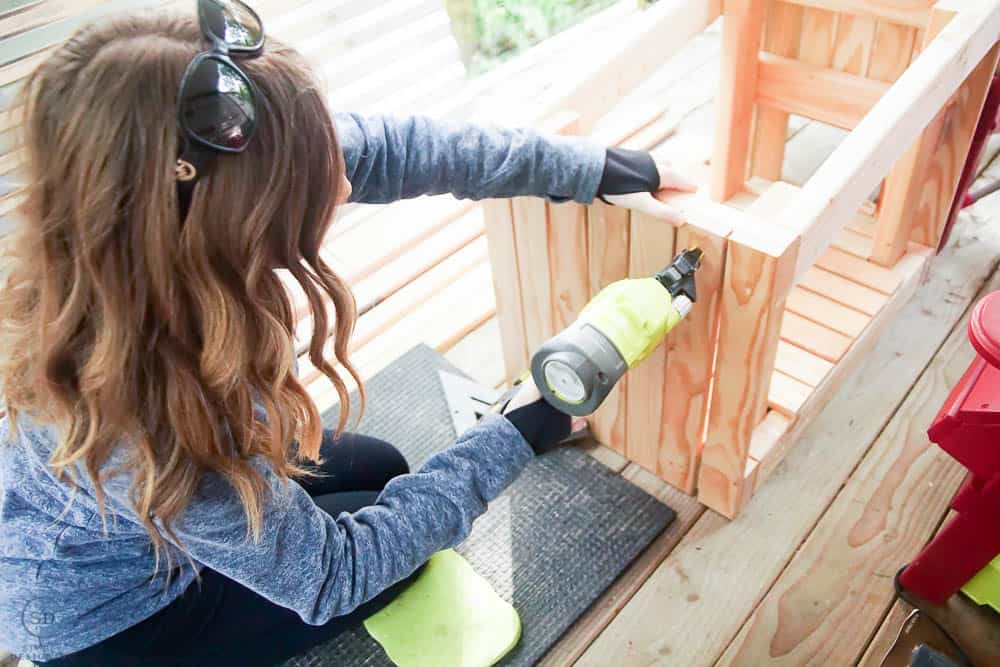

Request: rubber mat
left=284, top=344, right=675, bottom=667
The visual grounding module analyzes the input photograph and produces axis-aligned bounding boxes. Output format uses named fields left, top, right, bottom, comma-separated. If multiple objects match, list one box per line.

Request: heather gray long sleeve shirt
left=0, top=113, right=607, bottom=661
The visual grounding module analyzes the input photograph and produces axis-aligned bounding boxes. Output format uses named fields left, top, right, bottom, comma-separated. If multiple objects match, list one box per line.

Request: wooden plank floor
left=438, top=171, right=1000, bottom=667
left=445, top=27, right=1000, bottom=667
left=5, top=4, right=999, bottom=665
left=294, top=16, right=1000, bottom=665
left=434, top=22, right=1000, bottom=665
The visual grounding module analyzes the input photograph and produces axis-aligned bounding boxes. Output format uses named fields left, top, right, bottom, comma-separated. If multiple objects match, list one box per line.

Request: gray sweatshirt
left=0, top=112, right=607, bottom=661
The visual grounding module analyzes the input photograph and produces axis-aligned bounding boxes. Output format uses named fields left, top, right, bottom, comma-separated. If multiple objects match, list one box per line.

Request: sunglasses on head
left=175, top=0, right=264, bottom=204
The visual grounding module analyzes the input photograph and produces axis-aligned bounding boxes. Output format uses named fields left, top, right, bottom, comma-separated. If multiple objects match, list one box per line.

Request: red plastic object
left=899, top=291, right=1000, bottom=604
left=970, top=291, right=1000, bottom=368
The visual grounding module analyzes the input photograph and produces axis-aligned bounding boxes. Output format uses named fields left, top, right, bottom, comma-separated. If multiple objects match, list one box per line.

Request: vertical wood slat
left=511, top=197, right=554, bottom=354
left=492, top=113, right=582, bottom=382
left=698, top=223, right=799, bottom=518
left=831, top=12, right=876, bottom=76
left=547, top=202, right=589, bottom=332
left=797, top=5, right=839, bottom=67
left=586, top=203, right=631, bottom=453
left=868, top=20, right=919, bottom=83
left=660, top=224, right=728, bottom=494
left=751, top=0, right=803, bottom=181
left=483, top=199, right=530, bottom=385
left=711, top=0, right=768, bottom=201
left=624, top=213, right=675, bottom=472
left=870, top=16, right=938, bottom=267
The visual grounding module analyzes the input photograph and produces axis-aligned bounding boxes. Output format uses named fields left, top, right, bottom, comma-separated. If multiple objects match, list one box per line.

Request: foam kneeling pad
left=363, top=550, right=521, bottom=667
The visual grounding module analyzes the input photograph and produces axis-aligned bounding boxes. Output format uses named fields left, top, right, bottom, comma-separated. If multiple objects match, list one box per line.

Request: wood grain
left=798, top=266, right=888, bottom=316
left=779, top=0, right=1000, bottom=279
left=660, top=224, right=728, bottom=494
left=785, top=285, right=871, bottom=338
left=547, top=201, right=590, bottom=332
left=833, top=226, right=876, bottom=258
left=910, top=42, right=1000, bottom=248
left=868, top=20, right=919, bottom=82
left=698, top=226, right=798, bottom=517
left=768, top=369, right=812, bottom=417
left=872, top=11, right=953, bottom=267
left=482, top=199, right=529, bottom=384
left=577, top=207, right=1000, bottom=667
left=352, top=210, right=484, bottom=314
left=797, top=5, right=838, bottom=68
left=511, top=196, right=554, bottom=352
left=874, top=133, right=926, bottom=267
left=587, top=202, right=631, bottom=453
left=349, top=239, right=489, bottom=352
left=774, top=339, right=834, bottom=387
left=815, top=246, right=905, bottom=295
left=333, top=197, right=474, bottom=284
left=781, top=0, right=933, bottom=28
left=538, top=465, right=706, bottom=667
left=717, top=282, right=980, bottom=666
left=757, top=53, right=889, bottom=130
left=780, top=311, right=853, bottom=362
left=625, top=211, right=675, bottom=472
left=710, top=0, right=767, bottom=201
left=751, top=0, right=803, bottom=180
left=831, top=12, right=876, bottom=76
left=856, top=600, right=915, bottom=667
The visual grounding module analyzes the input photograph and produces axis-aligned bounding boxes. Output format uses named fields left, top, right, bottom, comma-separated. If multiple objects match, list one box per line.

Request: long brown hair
left=0, top=12, right=360, bottom=561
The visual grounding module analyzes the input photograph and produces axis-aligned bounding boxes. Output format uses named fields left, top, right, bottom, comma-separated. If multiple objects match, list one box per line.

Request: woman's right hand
left=501, top=377, right=577, bottom=454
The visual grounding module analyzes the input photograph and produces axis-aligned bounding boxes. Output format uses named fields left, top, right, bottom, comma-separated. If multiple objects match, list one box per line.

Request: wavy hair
left=0, top=12, right=360, bottom=562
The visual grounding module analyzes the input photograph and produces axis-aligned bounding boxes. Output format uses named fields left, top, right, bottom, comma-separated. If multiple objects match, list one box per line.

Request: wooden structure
left=485, top=0, right=1000, bottom=517
left=3, top=2, right=1000, bottom=665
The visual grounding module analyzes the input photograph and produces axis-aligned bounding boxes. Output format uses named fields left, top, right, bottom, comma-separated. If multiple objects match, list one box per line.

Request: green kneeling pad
left=363, top=550, right=521, bottom=667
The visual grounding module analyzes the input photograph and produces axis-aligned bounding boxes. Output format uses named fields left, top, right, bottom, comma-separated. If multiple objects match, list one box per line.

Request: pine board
left=575, top=214, right=1000, bottom=667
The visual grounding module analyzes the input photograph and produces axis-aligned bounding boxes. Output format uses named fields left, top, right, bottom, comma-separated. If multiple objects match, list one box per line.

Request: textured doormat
left=284, top=344, right=675, bottom=666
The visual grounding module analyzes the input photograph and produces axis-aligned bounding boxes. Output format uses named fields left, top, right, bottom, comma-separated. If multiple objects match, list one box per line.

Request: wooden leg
left=750, top=0, right=803, bottom=181
left=872, top=136, right=928, bottom=266
left=698, top=223, right=798, bottom=518
left=710, top=0, right=767, bottom=201
left=624, top=212, right=676, bottom=473
left=863, top=21, right=921, bottom=264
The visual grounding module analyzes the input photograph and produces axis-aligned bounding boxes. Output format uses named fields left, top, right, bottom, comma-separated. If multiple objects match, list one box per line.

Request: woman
left=0, top=2, right=694, bottom=665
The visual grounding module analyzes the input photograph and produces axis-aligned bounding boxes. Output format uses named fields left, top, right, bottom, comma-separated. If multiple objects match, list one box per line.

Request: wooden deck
left=297, top=14, right=1000, bottom=665
left=3, top=2, right=1000, bottom=665
left=440, top=148, right=1000, bottom=667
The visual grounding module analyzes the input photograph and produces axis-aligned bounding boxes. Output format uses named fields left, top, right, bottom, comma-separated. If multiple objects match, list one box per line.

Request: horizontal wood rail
left=779, top=0, right=935, bottom=27
left=756, top=52, right=889, bottom=130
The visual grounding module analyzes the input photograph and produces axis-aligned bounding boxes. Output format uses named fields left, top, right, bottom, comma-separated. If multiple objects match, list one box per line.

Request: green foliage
left=460, top=0, right=621, bottom=73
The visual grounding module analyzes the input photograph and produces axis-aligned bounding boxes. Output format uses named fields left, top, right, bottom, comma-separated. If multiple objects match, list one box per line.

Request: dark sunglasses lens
left=181, top=58, right=255, bottom=150
left=201, top=0, right=263, bottom=49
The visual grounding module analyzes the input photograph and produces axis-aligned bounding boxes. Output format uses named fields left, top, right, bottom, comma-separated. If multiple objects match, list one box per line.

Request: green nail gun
left=531, top=247, right=703, bottom=416
left=441, top=247, right=703, bottom=434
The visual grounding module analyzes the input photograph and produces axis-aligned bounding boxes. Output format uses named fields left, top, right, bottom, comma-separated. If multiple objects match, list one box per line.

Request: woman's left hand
left=602, top=159, right=698, bottom=226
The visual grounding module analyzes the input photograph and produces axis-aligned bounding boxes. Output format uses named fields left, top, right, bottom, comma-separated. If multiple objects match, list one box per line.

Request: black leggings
left=40, top=431, right=413, bottom=667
